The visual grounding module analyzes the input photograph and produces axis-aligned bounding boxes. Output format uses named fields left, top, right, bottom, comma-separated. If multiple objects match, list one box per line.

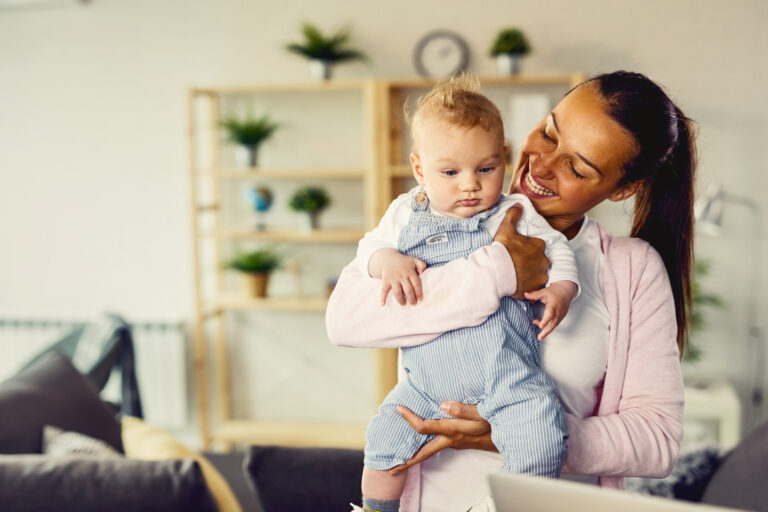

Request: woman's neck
left=548, top=215, right=586, bottom=240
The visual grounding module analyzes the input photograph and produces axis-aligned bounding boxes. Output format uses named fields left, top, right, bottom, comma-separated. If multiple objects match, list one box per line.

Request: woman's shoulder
left=595, top=221, right=666, bottom=274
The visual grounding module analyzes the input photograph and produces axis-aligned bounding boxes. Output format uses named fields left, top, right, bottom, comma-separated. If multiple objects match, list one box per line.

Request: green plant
left=225, top=248, right=281, bottom=274
left=220, top=114, right=280, bottom=148
left=685, top=259, right=725, bottom=362
left=289, top=186, right=331, bottom=213
left=286, top=22, right=367, bottom=62
left=489, top=27, right=531, bottom=56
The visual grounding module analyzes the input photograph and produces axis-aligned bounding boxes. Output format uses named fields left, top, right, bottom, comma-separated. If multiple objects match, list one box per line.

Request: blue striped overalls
left=363, top=193, right=567, bottom=477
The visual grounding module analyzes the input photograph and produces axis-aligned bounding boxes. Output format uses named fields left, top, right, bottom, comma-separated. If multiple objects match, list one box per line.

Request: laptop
left=488, top=472, right=747, bottom=512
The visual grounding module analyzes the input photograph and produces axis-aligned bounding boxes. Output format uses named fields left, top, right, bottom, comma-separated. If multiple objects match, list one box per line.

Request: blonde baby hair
left=410, top=74, right=505, bottom=150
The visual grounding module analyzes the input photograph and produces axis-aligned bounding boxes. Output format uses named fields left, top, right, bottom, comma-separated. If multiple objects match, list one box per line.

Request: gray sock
left=362, top=496, right=400, bottom=512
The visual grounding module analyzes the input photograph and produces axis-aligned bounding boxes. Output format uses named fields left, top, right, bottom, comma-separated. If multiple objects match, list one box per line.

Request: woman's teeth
left=525, top=171, right=555, bottom=197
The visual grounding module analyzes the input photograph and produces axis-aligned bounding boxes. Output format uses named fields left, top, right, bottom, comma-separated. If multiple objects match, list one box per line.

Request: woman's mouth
left=521, top=166, right=556, bottom=198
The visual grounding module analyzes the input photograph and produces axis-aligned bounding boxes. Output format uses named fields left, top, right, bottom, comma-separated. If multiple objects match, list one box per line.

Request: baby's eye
left=478, top=167, right=495, bottom=174
left=442, top=169, right=458, bottom=176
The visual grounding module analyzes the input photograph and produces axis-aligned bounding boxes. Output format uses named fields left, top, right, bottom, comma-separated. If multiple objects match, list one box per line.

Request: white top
left=419, top=216, right=609, bottom=509
left=356, top=188, right=579, bottom=291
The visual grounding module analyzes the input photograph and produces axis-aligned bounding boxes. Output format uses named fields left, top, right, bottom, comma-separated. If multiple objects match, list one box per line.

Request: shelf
left=215, top=420, right=366, bottom=449
left=198, top=168, right=366, bottom=180
left=191, top=80, right=371, bottom=95
left=210, top=228, right=366, bottom=243
left=207, top=295, right=328, bottom=312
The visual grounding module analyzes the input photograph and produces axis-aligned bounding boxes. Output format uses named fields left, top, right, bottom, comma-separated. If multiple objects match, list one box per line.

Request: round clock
left=413, top=30, right=470, bottom=78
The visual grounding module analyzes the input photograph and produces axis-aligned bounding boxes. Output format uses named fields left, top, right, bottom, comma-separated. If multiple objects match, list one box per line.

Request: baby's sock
left=362, top=497, right=400, bottom=512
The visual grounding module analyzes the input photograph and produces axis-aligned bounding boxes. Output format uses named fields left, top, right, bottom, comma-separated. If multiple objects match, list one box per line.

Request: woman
left=326, top=70, right=695, bottom=511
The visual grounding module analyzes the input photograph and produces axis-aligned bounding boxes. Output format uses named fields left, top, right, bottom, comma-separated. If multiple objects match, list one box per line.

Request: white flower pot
left=309, top=60, right=333, bottom=81
left=496, top=53, right=521, bottom=75
left=298, top=212, right=320, bottom=235
left=234, top=146, right=259, bottom=168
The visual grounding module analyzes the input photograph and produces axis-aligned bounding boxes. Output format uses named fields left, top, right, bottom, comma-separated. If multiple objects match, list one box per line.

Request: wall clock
left=413, top=30, right=470, bottom=78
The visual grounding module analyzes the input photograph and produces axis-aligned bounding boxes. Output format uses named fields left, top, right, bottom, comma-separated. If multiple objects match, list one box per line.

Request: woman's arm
left=326, top=205, right=550, bottom=348
left=561, top=243, right=684, bottom=478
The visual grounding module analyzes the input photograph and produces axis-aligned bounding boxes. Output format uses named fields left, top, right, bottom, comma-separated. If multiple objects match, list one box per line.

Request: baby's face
left=410, top=116, right=506, bottom=219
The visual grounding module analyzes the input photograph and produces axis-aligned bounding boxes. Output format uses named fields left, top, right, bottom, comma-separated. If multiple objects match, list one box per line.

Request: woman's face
left=510, top=83, right=639, bottom=237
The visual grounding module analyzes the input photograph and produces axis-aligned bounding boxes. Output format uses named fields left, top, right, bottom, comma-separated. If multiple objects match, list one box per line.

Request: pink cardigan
left=326, top=223, right=684, bottom=508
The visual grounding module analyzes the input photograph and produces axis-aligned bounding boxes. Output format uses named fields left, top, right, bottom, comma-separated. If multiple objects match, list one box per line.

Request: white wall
left=1, top=0, right=767, bottom=438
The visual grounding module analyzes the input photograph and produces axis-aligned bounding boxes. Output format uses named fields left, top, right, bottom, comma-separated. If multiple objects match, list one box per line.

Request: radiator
left=0, top=316, right=189, bottom=428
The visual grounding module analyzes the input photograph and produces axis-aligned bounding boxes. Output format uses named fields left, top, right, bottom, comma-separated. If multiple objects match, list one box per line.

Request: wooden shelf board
left=191, top=80, right=370, bottom=95
left=209, top=168, right=366, bottom=179
left=209, top=295, right=328, bottom=312
left=214, top=420, right=366, bottom=449
left=213, top=228, right=365, bottom=243
left=386, top=74, right=581, bottom=89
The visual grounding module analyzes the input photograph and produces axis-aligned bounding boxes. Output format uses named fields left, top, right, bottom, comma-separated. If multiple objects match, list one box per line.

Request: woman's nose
left=530, top=155, right=556, bottom=180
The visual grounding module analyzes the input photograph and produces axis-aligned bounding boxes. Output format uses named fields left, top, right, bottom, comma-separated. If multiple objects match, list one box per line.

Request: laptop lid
left=488, top=472, right=746, bottom=512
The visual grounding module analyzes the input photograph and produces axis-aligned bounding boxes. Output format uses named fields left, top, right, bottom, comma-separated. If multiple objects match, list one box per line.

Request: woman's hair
left=410, top=74, right=504, bottom=150
left=587, top=71, right=697, bottom=356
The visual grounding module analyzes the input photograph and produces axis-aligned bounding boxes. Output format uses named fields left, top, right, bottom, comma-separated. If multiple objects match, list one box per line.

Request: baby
left=355, top=76, right=577, bottom=512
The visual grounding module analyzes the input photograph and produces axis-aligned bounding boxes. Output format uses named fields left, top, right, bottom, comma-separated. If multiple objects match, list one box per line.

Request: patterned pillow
left=42, top=425, right=122, bottom=458
left=626, top=445, right=721, bottom=501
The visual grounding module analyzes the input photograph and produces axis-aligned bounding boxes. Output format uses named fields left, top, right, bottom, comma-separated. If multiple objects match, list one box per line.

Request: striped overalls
left=363, top=194, right=567, bottom=478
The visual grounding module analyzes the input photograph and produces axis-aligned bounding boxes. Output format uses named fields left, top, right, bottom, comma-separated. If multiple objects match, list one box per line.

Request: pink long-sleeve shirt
left=326, top=222, right=684, bottom=509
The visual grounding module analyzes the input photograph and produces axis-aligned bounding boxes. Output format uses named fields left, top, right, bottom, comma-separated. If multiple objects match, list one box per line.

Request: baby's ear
left=410, top=153, right=425, bottom=185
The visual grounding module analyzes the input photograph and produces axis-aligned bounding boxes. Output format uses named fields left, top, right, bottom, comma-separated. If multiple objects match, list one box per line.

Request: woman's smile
left=520, top=164, right=556, bottom=198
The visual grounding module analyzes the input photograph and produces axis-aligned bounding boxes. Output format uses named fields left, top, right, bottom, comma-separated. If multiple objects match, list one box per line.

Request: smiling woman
left=327, top=70, right=696, bottom=511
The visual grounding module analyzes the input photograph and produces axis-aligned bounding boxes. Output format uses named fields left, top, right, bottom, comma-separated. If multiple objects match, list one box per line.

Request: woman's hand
left=494, top=204, right=550, bottom=299
left=388, top=402, right=495, bottom=475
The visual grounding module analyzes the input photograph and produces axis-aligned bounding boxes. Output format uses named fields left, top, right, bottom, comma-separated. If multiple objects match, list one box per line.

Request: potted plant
left=289, top=185, right=331, bottom=233
left=489, top=27, right=531, bottom=75
left=225, top=248, right=282, bottom=298
left=286, top=22, right=367, bottom=81
left=685, top=259, right=725, bottom=362
left=219, top=114, right=280, bottom=168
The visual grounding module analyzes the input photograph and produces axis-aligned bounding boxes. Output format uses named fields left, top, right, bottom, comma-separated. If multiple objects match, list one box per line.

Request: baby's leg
left=362, top=379, right=443, bottom=509
left=361, top=465, right=408, bottom=500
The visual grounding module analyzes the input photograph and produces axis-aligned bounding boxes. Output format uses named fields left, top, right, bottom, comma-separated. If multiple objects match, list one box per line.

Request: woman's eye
left=569, top=163, right=585, bottom=179
left=541, top=126, right=555, bottom=142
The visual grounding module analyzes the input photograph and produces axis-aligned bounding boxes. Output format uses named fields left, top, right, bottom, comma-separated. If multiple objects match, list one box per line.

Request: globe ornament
left=247, top=186, right=274, bottom=230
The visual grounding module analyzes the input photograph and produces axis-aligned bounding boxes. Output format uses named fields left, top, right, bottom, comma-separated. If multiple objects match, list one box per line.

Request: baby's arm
left=368, top=248, right=426, bottom=306
left=357, top=192, right=428, bottom=305
left=524, top=280, right=577, bottom=340
left=502, top=195, right=580, bottom=338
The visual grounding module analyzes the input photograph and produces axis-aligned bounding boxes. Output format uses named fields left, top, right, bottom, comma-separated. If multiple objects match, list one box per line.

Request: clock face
left=414, top=30, right=469, bottom=78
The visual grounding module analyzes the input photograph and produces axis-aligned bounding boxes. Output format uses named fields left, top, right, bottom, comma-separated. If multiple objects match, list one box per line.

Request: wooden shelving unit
left=187, top=73, right=585, bottom=452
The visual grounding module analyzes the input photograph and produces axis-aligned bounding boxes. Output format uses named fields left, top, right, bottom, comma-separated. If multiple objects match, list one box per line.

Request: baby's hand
left=379, top=253, right=427, bottom=306
left=524, top=281, right=578, bottom=340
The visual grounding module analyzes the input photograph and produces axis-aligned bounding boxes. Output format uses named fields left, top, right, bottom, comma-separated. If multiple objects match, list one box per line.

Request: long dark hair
left=589, top=71, right=697, bottom=356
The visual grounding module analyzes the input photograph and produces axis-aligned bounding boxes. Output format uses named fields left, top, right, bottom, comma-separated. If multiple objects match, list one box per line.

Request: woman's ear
left=410, top=153, right=425, bottom=185
left=609, top=181, right=642, bottom=202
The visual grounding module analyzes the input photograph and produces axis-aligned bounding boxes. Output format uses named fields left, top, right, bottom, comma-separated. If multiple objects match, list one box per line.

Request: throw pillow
left=0, top=454, right=218, bottom=512
left=244, top=445, right=364, bottom=512
left=0, top=350, right=123, bottom=454
left=121, top=415, right=243, bottom=512
left=625, top=445, right=721, bottom=501
left=42, top=425, right=122, bottom=457
left=701, top=418, right=768, bottom=510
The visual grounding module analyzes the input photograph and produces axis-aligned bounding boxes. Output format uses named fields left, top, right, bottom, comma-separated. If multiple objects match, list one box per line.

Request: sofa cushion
left=701, top=418, right=768, bottom=510
left=0, top=454, right=218, bottom=512
left=42, top=424, right=122, bottom=457
left=0, top=350, right=123, bottom=453
left=122, top=415, right=243, bottom=512
left=244, top=445, right=363, bottom=512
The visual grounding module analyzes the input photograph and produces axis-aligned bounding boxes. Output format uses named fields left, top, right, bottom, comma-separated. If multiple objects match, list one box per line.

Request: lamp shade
left=694, top=183, right=725, bottom=236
